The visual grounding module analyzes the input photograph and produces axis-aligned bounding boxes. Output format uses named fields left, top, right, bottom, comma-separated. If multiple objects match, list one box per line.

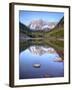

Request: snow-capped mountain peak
left=28, top=19, right=57, bottom=31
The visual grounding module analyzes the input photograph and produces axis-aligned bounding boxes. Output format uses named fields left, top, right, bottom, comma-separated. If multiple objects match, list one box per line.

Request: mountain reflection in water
left=29, top=46, right=58, bottom=56
left=19, top=43, right=64, bottom=79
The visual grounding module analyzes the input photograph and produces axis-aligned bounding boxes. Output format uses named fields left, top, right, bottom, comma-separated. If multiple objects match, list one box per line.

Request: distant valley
left=19, top=16, right=64, bottom=40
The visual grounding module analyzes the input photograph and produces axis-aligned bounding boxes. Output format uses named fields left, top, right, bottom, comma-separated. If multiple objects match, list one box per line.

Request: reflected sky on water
left=19, top=45, right=64, bottom=79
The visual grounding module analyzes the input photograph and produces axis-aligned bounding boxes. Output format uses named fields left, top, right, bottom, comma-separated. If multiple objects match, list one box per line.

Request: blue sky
left=19, top=10, right=64, bottom=25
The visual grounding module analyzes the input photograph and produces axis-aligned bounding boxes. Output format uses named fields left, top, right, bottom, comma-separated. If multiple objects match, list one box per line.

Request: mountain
left=54, top=17, right=64, bottom=29
left=47, top=16, right=64, bottom=38
left=19, top=22, right=31, bottom=39
left=19, top=22, right=30, bottom=33
left=28, top=19, right=57, bottom=31
left=19, top=16, right=64, bottom=39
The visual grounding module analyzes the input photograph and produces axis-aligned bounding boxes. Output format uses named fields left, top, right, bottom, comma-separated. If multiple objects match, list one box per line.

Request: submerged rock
left=33, top=64, right=41, bottom=68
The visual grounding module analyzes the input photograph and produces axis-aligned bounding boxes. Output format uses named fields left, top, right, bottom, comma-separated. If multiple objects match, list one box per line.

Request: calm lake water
left=19, top=39, right=64, bottom=79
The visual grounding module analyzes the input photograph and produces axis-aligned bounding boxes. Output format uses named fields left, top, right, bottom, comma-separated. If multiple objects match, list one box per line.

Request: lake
left=19, top=39, right=64, bottom=79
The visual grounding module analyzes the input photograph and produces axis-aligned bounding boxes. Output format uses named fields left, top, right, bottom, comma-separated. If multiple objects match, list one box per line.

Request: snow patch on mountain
left=28, top=19, right=57, bottom=31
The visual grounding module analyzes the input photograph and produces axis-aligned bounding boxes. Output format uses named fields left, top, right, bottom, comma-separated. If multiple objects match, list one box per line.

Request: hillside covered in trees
left=19, top=16, right=64, bottom=40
